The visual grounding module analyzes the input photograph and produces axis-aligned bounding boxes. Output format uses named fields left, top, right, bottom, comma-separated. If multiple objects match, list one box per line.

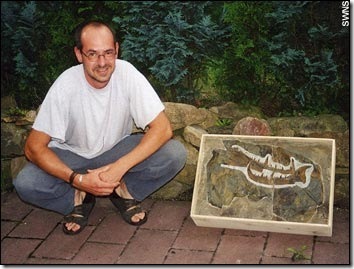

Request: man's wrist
left=69, top=171, right=78, bottom=185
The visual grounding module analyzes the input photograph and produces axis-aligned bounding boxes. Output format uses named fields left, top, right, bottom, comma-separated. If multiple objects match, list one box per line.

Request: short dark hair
left=74, top=20, right=116, bottom=50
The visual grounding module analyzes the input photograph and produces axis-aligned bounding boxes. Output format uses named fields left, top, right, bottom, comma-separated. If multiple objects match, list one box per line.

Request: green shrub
left=114, top=1, right=229, bottom=104
left=213, top=1, right=349, bottom=117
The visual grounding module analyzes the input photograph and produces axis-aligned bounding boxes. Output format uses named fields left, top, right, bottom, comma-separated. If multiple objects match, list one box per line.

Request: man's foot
left=62, top=190, right=96, bottom=235
left=109, top=182, right=147, bottom=226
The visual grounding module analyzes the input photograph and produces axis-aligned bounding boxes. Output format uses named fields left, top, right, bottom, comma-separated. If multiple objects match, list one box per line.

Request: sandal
left=109, top=191, right=147, bottom=226
left=62, top=193, right=96, bottom=235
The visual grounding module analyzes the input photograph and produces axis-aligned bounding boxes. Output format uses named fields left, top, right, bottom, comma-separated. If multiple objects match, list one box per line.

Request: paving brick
left=212, top=235, right=265, bottom=264
left=312, top=241, right=350, bottom=264
left=1, top=192, right=350, bottom=265
left=88, top=213, right=137, bottom=244
left=88, top=202, right=115, bottom=226
left=332, top=207, right=350, bottom=223
left=95, top=197, right=116, bottom=209
left=264, top=233, right=313, bottom=259
left=116, top=229, right=177, bottom=264
left=316, top=208, right=349, bottom=244
left=90, top=198, right=154, bottom=227
left=71, top=242, right=124, bottom=264
left=68, top=197, right=155, bottom=227
left=32, top=225, right=95, bottom=260
left=164, top=248, right=213, bottom=264
left=1, top=238, right=42, bottom=264
left=25, top=257, right=71, bottom=264
left=9, top=209, right=62, bottom=239
left=173, top=217, right=222, bottom=251
left=1, top=221, right=17, bottom=240
left=95, top=197, right=154, bottom=211
left=1, top=192, right=34, bottom=221
left=141, top=198, right=155, bottom=211
left=316, top=217, right=349, bottom=244
left=261, top=256, right=311, bottom=264
left=143, top=200, right=191, bottom=230
left=224, top=228, right=268, bottom=237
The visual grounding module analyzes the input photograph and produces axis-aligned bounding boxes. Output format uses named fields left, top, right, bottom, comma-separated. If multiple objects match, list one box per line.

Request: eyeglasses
left=81, top=49, right=116, bottom=61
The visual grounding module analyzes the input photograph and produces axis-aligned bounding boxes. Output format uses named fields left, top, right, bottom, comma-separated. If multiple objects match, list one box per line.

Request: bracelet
left=69, top=171, right=78, bottom=185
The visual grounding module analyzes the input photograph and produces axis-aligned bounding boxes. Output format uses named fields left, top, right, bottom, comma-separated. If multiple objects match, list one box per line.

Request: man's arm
left=25, top=130, right=74, bottom=183
left=24, top=129, right=116, bottom=195
left=98, top=111, right=173, bottom=184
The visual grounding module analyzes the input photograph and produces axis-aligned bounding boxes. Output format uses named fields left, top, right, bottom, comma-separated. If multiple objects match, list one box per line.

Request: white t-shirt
left=33, top=59, right=165, bottom=159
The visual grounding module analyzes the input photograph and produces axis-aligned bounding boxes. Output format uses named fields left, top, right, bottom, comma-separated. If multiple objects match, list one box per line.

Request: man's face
left=74, top=25, right=118, bottom=89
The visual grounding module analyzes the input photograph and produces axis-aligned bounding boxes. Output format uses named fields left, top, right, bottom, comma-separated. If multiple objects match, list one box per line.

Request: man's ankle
left=116, top=183, right=133, bottom=199
left=74, top=190, right=86, bottom=206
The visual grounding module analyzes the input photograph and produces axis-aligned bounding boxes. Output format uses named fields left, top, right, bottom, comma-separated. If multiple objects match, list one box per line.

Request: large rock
left=308, top=130, right=349, bottom=168
left=151, top=179, right=191, bottom=200
left=268, top=114, right=348, bottom=137
left=197, top=108, right=219, bottom=130
left=232, top=117, right=271, bottom=136
left=1, top=96, right=17, bottom=114
left=11, top=156, right=27, bottom=179
left=1, top=123, right=29, bottom=157
left=209, top=102, right=264, bottom=122
left=1, top=159, right=13, bottom=191
left=183, top=125, right=208, bottom=148
left=164, top=102, right=206, bottom=130
left=172, top=137, right=199, bottom=185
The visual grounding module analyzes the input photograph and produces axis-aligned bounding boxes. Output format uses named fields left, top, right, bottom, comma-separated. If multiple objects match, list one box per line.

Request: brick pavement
left=1, top=191, right=350, bottom=265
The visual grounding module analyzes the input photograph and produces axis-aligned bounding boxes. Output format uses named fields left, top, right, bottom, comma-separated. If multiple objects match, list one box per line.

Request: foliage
left=213, top=1, right=349, bottom=117
left=213, top=1, right=273, bottom=106
left=113, top=1, right=230, bottom=103
left=1, top=2, right=20, bottom=100
left=265, top=1, right=349, bottom=116
left=4, top=107, right=27, bottom=117
left=1, top=1, right=45, bottom=107
left=1, top=1, right=349, bottom=120
left=287, top=245, right=310, bottom=261
left=215, top=118, right=232, bottom=127
left=1, top=1, right=125, bottom=109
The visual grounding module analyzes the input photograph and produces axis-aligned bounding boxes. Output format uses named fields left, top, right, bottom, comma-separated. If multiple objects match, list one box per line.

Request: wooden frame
left=191, top=134, right=336, bottom=236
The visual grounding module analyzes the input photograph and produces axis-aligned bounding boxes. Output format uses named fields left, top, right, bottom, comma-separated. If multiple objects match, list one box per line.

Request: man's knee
left=12, top=171, right=33, bottom=201
left=166, top=139, right=187, bottom=171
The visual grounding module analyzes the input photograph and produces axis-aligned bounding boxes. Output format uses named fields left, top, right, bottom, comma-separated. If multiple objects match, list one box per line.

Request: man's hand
left=88, top=164, right=126, bottom=187
left=93, top=111, right=173, bottom=189
left=25, top=129, right=117, bottom=196
left=75, top=166, right=117, bottom=196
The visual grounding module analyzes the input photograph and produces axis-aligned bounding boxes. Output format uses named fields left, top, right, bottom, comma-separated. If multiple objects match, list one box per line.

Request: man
left=13, top=20, right=187, bottom=235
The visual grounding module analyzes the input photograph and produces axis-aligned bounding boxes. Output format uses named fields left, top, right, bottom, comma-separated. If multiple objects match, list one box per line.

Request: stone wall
left=1, top=100, right=349, bottom=208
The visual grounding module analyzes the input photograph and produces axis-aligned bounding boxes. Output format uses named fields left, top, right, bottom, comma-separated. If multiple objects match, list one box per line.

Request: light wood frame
left=191, top=134, right=336, bottom=236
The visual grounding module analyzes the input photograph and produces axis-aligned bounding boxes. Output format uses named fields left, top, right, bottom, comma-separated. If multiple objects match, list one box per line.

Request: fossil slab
left=191, top=134, right=336, bottom=236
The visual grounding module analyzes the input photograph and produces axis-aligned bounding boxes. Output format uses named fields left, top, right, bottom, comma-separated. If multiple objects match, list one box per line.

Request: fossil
left=221, top=144, right=315, bottom=189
